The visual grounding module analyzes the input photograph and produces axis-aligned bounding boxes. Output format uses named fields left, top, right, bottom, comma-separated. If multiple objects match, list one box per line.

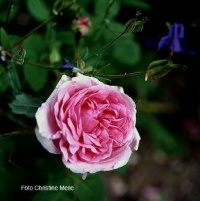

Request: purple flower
left=60, top=59, right=74, bottom=69
left=157, top=23, right=184, bottom=53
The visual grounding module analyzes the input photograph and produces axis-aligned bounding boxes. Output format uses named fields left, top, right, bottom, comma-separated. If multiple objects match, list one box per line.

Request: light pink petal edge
left=130, top=128, right=141, bottom=151
left=35, top=127, right=61, bottom=154
left=46, top=75, right=71, bottom=103
left=62, top=146, right=132, bottom=174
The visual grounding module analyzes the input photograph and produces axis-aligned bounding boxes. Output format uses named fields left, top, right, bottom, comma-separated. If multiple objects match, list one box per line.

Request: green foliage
left=26, top=0, right=51, bottom=22
left=74, top=175, right=107, bottom=201
left=0, top=28, right=11, bottom=49
left=94, top=0, right=121, bottom=20
left=123, top=0, right=151, bottom=10
left=112, top=35, right=141, bottom=66
left=23, top=34, right=49, bottom=91
left=7, top=64, right=22, bottom=95
left=9, top=93, right=42, bottom=118
left=23, top=64, right=49, bottom=91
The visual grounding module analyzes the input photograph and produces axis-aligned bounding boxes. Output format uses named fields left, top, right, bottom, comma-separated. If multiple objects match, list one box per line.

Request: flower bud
left=73, top=17, right=92, bottom=36
left=124, top=11, right=147, bottom=33
left=11, top=48, right=26, bottom=65
left=145, top=59, right=186, bottom=80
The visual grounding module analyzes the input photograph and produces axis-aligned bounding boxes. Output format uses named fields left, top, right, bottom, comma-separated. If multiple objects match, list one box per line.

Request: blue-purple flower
left=157, top=23, right=184, bottom=53
left=60, top=59, right=81, bottom=73
left=60, top=59, right=74, bottom=69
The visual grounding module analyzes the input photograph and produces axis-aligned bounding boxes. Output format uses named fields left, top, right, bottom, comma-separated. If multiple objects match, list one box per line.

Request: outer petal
left=111, top=86, right=124, bottom=93
left=46, top=75, right=71, bottom=103
left=35, top=127, right=61, bottom=154
left=113, top=146, right=132, bottom=169
left=35, top=104, right=59, bottom=139
left=157, top=36, right=169, bottom=51
left=62, top=146, right=132, bottom=174
left=129, top=128, right=141, bottom=151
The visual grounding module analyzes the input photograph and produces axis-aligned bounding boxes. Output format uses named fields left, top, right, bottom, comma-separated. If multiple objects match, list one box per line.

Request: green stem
left=0, top=129, right=33, bottom=137
left=85, top=11, right=143, bottom=61
left=7, top=64, right=21, bottom=95
left=85, top=31, right=125, bottom=61
left=5, top=0, right=14, bottom=27
left=12, top=1, right=76, bottom=47
left=24, top=61, right=58, bottom=70
left=95, top=71, right=146, bottom=79
left=12, top=16, right=55, bottom=47
left=102, top=0, right=116, bottom=23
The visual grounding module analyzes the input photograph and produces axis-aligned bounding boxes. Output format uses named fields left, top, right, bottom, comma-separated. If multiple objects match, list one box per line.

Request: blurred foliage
left=0, top=0, right=200, bottom=200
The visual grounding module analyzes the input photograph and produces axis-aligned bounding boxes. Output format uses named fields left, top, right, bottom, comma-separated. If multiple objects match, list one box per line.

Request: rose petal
left=129, top=128, right=141, bottom=151
left=35, top=104, right=59, bottom=139
left=35, top=127, right=61, bottom=154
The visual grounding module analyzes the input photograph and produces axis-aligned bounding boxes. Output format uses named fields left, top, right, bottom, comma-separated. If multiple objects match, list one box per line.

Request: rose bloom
left=35, top=73, right=140, bottom=179
left=74, top=17, right=91, bottom=36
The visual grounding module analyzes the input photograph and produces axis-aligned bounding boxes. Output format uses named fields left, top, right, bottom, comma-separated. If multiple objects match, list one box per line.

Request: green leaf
left=112, top=36, right=141, bottom=66
left=0, top=27, right=11, bottom=49
left=9, top=93, right=42, bottom=118
left=23, top=34, right=46, bottom=55
left=95, top=0, right=121, bottom=20
left=56, top=31, right=75, bottom=45
left=123, top=0, right=151, bottom=10
left=23, top=64, right=48, bottom=91
left=23, top=34, right=48, bottom=91
left=7, top=64, right=21, bottom=95
left=75, top=175, right=107, bottom=201
left=26, top=0, right=50, bottom=21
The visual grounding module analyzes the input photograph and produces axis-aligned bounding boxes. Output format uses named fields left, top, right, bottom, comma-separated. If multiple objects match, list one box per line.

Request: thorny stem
left=4, top=0, right=14, bottom=28
left=12, top=1, right=76, bottom=47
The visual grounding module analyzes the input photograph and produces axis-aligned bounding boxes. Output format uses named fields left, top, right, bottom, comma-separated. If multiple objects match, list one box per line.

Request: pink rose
left=35, top=73, right=140, bottom=178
